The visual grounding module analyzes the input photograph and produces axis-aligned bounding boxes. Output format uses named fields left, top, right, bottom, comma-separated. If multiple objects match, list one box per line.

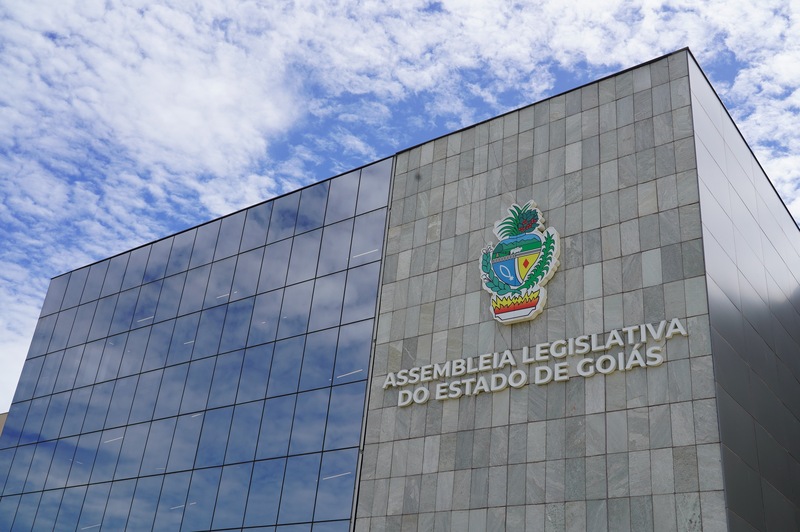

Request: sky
left=0, top=0, right=798, bottom=412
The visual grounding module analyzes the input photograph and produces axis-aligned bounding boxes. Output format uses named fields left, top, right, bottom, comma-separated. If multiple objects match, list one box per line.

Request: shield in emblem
left=491, top=233, right=542, bottom=288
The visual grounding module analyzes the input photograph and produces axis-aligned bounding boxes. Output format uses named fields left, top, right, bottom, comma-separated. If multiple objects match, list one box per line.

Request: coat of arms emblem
left=480, top=201, right=560, bottom=324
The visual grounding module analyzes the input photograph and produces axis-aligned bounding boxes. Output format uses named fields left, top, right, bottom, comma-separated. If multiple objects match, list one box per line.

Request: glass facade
left=0, top=157, right=392, bottom=531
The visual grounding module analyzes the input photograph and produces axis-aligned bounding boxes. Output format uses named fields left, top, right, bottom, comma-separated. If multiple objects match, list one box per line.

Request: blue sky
left=1, top=0, right=798, bottom=411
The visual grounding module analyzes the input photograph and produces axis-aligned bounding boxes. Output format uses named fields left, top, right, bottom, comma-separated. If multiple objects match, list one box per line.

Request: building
left=0, top=48, right=798, bottom=531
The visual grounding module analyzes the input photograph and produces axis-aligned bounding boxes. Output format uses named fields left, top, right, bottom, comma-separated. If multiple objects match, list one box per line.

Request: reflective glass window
left=193, top=306, right=227, bottom=359
left=289, top=388, right=330, bottom=454
left=296, top=182, right=329, bottom=233
left=48, top=307, right=77, bottom=352
left=81, top=260, right=110, bottom=304
left=67, top=301, right=96, bottom=347
left=267, top=191, right=300, bottom=244
left=299, top=329, right=338, bottom=391
left=3, top=444, right=34, bottom=495
left=245, top=458, right=285, bottom=526
left=118, top=326, right=150, bottom=378
left=127, top=475, right=162, bottom=530
left=180, top=357, right=215, bottom=414
left=189, top=220, right=221, bottom=269
left=167, top=413, right=204, bottom=473
left=101, top=478, right=136, bottom=530
left=82, top=381, right=114, bottom=433
left=154, top=364, right=189, bottom=418
left=278, top=453, right=320, bottom=524
left=105, top=376, right=138, bottom=429
left=183, top=466, right=221, bottom=530
left=249, top=289, right=284, bottom=346
left=109, top=287, right=140, bottom=335
left=213, top=463, right=252, bottom=529
left=168, top=313, right=201, bottom=365
left=155, top=272, right=186, bottom=322
left=225, top=400, right=263, bottom=463
left=259, top=239, right=292, bottom=293
left=241, top=202, right=273, bottom=252
left=55, top=485, right=86, bottom=530
left=60, top=387, right=91, bottom=438
left=208, top=350, right=244, bottom=409
left=114, top=422, right=149, bottom=480
left=214, top=210, right=246, bottom=261
left=277, top=280, right=313, bottom=339
left=142, top=319, right=176, bottom=372
left=96, top=333, right=127, bottom=383
left=129, top=370, right=163, bottom=424
left=356, top=157, right=392, bottom=214
left=238, top=343, right=273, bottom=403
left=87, top=294, right=116, bottom=342
left=204, top=256, right=236, bottom=308
left=34, top=350, right=62, bottom=397
left=315, top=448, right=358, bottom=521
left=0, top=495, right=19, bottom=529
left=121, top=246, right=151, bottom=290
left=166, top=229, right=196, bottom=276
left=13, top=492, right=42, bottom=531
left=24, top=440, right=56, bottom=492
left=152, top=472, right=191, bottom=530
left=143, top=236, right=174, bottom=283
left=308, top=272, right=346, bottom=332
left=267, top=337, right=304, bottom=398
left=32, top=488, right=62, bottom=530
left=333, top=320, right=373, bottom=385
left=40, top=273, right=69, bottom=316
left=178, top=264, right=211, bottom=315
left=257, top=395, right=295, bottom=459
left=40, top=390, right=70, bottom=441
left=90, top=427, right=125, bottom=482
left=66, top=431, right=100, bottom=486
left=133, top=279, right=162, bottom=327
left=317, top=219, right=354, bottom=276
left=325, top=170, right=359, bottom=224
left=74, top=339, right=104, bottom=388
left=195, top=406, right=233, bottom=468
left=349, top=208, right=386, bottom=267
left=0, top=401, right=29, bottom=449
left=14, top=356, right=43, bottom=403
left=100, top=253, right=129, bottom=297
left=54, top=346, right=82, bottom=394
left=44, top=436, right=77, bottom=490
left=25, top=314, right=57, bottom=359
left=219, top=297, right=255, bottom=353
left=287, top=229, right=322, bottom=285
left=140, top=417, right=177, bottom=475
left=61, top=266, right=89, bottom=310
left=325, top=382, right=366, bottom=450
left=20, top=396, right=49, bottom=445
left=231, top=247, right=264, bottom=301
left=341, top=262, right=381, bottom=324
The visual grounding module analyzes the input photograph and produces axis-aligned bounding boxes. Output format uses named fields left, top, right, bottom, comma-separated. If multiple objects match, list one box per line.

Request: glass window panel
left=13, top=491, right=42, bottom=531
left=289, top=388, right=330, bottom=455
left=241, top=202, right=273, bottom=252
left=238, top=343, right=274, bottom=403
left=114, top=422, right=150, bottom=480
left=105, top=375, right=138, bottom=429
left=0, top=401, right=29, bottom=449
left=248, top=289, right=284, bottom=346
left=40, top=390, right=70, bottom=441
left=133, top=279, right=162, bottom=328
left=356, top=157, right=392, bottom=214
left=180, top=357, right=215, bottom=414
left=109, top=287, right=140, bottom=336
left=168, top=313, right=200, bottom=366
left=256, top=394, right=295, bottom=459
left=212, top=462, right=252, bottom=529
left=287, top=229, right=322, bottom=285
left=25, top=314, right=57, bottom=359
left=167, top=413, right=204, bottom=473
left=155, top=272, right=186, bottom=322
left=231, top=247, right=264, bottom=301
left=244, top=458, right=285, bottom=526
left=61, top=266, right=89, bottom=310
left=333, top=320, right=373, bottom=385
left=127, top=475, right=163, bottom=530
left=96, top=332, right=127, bottom=383
left=308, top=272, right=346, bottom=332
left=32, top=488, right=63, bottom=530
left=208, top=350, right=243, bottom=409
left=341, top=262, right=381, bottom=324
left=34, top=350, right=63, bottom=397
left=152, top=471, right=191, bottom=530
left=278, top=453, right=320, bottom=524
left=140, top=417, right=177, bottom=475
left=189, top=220, right=221, bottom=269
left=60, top=387, right=91, bottom=438
left=40, top=273, right=69, bottom=316
left=349, top=208, right=386, bottom=267
left=214, top=210, right=246, bottom=261
left=87, top=294, right=117, bottom=342
left=192, top=306, right=227, bottom=359
left=121, top=245, right=151, bottom=290
left=195, top=407, right=233, bottom=468
left=24, top=440, right=56, bottom=492
left=325, top=170, right=359, bottom=224
left=203, top=256, right=237, bottom=308
left=225, top=400, right=263, bottom=464
left=317, top=219, right=354, bottom=276
left=53, top=346, right=82, bottom=393
left=74, top=339, right=104, bottom=388
left=48, top=307, right=77, bottom=353
left=0, top=495, right=19, bottom=530
left=19, top=396, right=49, bottom=445
left=276, top=280, right=314, bottom=339
left=296, top=181, right=329, bottom=233
left=267, top=191, right=300, bottom=244
left=166, top=229, right=197, bottom=276
left=258, top=239, right=292, bottom=293
left=100, top=253, right=130, bottom=297
left=299, top=329, right=338, bottom=391
left=129, top=370, right=163, bottom=424
left=266, top=337, right=304, bottom=398
left=178, top=264, right=212, bottom=316
left=66, top=431, right=101, bottom=486
left=118, top=326, right=150, bottom=378
left=182, top=467, right=221, bottom=531
left=77, top=482, right=112, bottom=531
left=67, top=301, right=96, bottom=347
left=81, top=260, right=110, bottom=304
left=220, top=297, right=255, bottom=353
left=101, top=478, right=136, bottom=530
left=142, top=319, right=176, bottom=372
left=55, top=485, right=86, bottom=530
left=3, top=444, right=34, bottom=495
left=314, top=448, right=359, bottom=521
left=82, top=381, right=114, bottom=433
left=13, top=357, right=43, bottom=403
left=90, top=427, right=125, bottom=483
left=143, top=236, right=174, bottom=283
left=325, top=382, right=366, bottom=450
left=154, top=364, right=188, bottom=419
left=44, top=436, right=78, bottom=490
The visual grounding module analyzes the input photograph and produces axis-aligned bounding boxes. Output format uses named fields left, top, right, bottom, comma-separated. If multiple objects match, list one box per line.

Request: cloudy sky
left=0, top=0, right=798, bottom=412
